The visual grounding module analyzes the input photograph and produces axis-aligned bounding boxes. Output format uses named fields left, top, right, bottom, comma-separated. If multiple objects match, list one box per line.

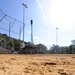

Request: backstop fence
left=0, top=9, right=23, bottom=40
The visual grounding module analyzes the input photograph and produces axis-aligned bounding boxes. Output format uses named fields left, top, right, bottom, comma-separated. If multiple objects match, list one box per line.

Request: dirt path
left=0, top=54, right=75, bottom=75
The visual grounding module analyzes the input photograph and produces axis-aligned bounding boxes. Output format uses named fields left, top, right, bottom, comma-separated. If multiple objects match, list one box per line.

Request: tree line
left=0, top=33, right=74, bottom=54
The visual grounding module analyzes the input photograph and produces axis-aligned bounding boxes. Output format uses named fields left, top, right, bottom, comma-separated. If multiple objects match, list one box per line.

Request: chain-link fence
left=0, top=9, right=23, bottom=40
left=0, top=9, right=25, bottom=51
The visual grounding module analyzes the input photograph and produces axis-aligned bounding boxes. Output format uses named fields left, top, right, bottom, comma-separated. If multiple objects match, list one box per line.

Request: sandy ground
left=0, top=54, right=75, bottom=75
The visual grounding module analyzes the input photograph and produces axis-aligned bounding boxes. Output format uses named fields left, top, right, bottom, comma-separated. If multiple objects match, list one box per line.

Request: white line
left=36, top=0, right=46, bottom=24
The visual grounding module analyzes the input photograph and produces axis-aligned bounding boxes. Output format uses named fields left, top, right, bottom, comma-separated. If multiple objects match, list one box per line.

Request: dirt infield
left=0, top=54, right=75, bottom=75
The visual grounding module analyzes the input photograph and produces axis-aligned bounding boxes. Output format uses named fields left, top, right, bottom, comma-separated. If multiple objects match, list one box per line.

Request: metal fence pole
left=9, top=22, right=11, bottom=49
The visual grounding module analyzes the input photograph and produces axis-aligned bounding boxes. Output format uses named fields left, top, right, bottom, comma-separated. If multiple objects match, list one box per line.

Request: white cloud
left=34, top=36, right=40, bottom=40
left=33, top=35, right=50, bottom=49
left=33, top=36, right=43, bottom=44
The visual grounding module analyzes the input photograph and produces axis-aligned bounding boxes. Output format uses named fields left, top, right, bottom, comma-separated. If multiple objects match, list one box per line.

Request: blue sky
left=0, top=0, right=75, bottom=48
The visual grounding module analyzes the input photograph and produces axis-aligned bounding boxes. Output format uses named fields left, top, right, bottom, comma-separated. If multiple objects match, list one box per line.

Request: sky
left=0, top=0, right=75, bottom=48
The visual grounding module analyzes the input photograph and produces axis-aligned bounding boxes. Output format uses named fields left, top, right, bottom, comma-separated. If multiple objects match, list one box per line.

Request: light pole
left=56, top=27, right=58, bottom=53
left=22, top=3, right=28, bottom=42
left=31, top=20, right=33, bottom=44
left=56, top=27, right=58, bottom=46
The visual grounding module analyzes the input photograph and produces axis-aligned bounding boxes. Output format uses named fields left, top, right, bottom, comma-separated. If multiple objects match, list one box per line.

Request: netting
left=0, top=9, right=6, bottom=22
left=0, top=9, right=23, bottom=40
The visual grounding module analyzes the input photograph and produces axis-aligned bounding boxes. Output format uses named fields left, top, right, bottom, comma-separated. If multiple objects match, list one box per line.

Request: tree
left=36, top=43, right=48, bottom=54
left=49, top=44, right=56, bottom=54
left=49, top=44, right=60, bottom=54
left=68, top=45, right=72, bottom=54
left=60, top=46, right=69, bottom=54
